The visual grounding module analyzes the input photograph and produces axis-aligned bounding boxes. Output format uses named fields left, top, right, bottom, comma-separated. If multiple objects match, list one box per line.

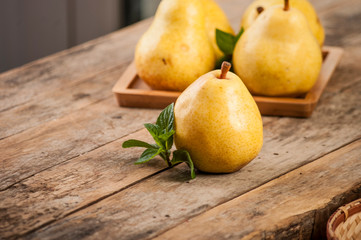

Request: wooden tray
left=113, top=46, right=343, bottom=117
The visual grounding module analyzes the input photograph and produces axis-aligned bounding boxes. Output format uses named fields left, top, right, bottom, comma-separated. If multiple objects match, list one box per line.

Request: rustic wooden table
left=1, top=0, right=361, bottom=239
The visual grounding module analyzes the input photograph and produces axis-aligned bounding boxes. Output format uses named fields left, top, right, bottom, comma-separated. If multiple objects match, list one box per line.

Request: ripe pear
left=174, top=62, right=263, bottom=173
left=241, top=0, right=325, bottom=46
left=233, top=0, right=323, bottom=97
left=135, top=0, right=216, bottom=91
left=203, top=0, right=234, bottom=60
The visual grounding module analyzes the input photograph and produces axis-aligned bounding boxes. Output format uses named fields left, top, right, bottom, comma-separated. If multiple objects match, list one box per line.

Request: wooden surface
left=1, top=0, right=361, bottom=239
left=112, top=47, right=343, bottom=117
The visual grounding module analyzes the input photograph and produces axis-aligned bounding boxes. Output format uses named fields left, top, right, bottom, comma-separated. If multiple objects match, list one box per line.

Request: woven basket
left=327, top=199, right=361, bottom=240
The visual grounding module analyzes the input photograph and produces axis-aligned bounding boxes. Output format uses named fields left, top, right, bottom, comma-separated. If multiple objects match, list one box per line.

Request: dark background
left=0, top=0, right=161, bottom=73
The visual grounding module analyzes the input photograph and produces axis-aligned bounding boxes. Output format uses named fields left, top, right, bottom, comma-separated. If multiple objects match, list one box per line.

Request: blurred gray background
left=0, top=0, right=161, bottom=73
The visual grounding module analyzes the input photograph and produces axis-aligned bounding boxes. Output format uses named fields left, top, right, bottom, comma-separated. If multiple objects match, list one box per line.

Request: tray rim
left=112, top=46, right=343, bottom=117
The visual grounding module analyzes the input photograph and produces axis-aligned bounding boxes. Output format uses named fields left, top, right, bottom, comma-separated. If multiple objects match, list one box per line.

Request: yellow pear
left=135, top=0, right=216, bottom=91
left=203, top=0, right=235, bottom=60
left=241, top=0, right=325, bottom=45
left=233, top=0, right=322, bottom=97
left=174, top=62, right=263, bottom=173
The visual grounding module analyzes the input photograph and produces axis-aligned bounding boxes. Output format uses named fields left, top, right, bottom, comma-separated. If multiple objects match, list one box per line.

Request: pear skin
left=135, top=0, right=216, bottom=91
left=174, top=63, right=263, bottom=173
left=241, top=0, right=325, bottom=46
left=233, top=3, right=323, bottom=97
left=203, top=0, right=235, bottom=60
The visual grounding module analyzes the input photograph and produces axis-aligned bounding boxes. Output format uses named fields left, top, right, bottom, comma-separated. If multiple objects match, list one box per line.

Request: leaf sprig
left=215, top=27, right=244, bottom=69
left=122, top=103, right=196, bottom=179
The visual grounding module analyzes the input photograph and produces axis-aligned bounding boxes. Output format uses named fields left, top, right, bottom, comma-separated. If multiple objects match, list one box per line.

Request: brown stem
left=284, top=0, right=289, bottom=11
left=256, top=6, right=264, bottom=14
left=219, top=61, right=231, bottom=79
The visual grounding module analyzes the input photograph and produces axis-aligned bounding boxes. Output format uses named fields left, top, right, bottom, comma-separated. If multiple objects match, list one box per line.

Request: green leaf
left=172, top=150, right=196, bottom=179
left=235, top=27, right=244, bottom=43
left=122, top=104, right=195, bottom=181
left=144, top=103, right=176, bottom=151
left=158, top=130, right=175, bottom=142
left=216, top=28, right=245, bottom=56
left=144, top=123, right=164, bottom=147
left=144, top=123, right=161, bottom=136
left=122, top=139, right=158, bottom=149
left=166, top=135, right=174, bottom=152
left=135, top=148, right=163, bottom=164
left=156, top=103, right=174, bottom=132
left=216, top=29, right=237, bottom=55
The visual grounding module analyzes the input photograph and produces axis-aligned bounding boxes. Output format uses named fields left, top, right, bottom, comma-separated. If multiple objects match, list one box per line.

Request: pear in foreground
left=135, top=0, right=215, bottom=91
left=233, top=0, right=322, bottom=97
left=241, top=0, right=325, bottom=46
left=174, top=62, right=263, bottom=173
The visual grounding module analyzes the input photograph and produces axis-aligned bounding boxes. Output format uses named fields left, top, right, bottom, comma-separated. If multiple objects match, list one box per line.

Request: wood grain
left=0, top=129, right=168, bottom=239
left=2, top=45, right=360, bottom=238
left=0, top=0, right=360, bottom=239
left=0, top=66, right=125, bottom=140
left=0, top=0, right=348, bottom=140
left=0, top=98, right=159, bottom=191
left=0, top=19, right=151, bottom=113
left=22, top=74, right=361, bottom=239
left=155, top=139, right=361, bottom=240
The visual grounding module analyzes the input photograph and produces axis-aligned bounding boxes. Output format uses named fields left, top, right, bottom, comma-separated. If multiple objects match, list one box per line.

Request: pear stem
left=220, top=61, right=231, bottom=79
left=284, top=0, right=289, bottom=11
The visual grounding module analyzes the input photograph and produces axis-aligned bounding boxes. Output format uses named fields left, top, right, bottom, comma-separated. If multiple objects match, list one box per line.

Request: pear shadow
left=159, top=163, right=245, bottom=183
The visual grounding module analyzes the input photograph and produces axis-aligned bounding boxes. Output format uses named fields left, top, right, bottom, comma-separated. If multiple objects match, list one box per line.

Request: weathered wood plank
left=0, top=20, right=150, bottom=112
left=0, top=65, right=126, bottom=140
left=1, top=0, right=359, bottom=239
left=0, top=0, right=262, bottom=193
left=0, top=98, right=159, bottom=191
left=18, top=17, right=361, bottom=234
left=0, top=0, right=249, bottom=141
left=0, top=128, right=168, bottom=239
left=154, top=139, right=361, bottom=240
left=2, top=65, right=359, bottom=238
left=0, top=0, right=344, bottom=140
left=0, top=0, right=339, bottom=113
left=22, top=70, right=361, bottom=239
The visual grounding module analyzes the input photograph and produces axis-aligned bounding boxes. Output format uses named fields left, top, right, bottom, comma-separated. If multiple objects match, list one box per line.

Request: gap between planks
left=0, top=97, right=161, bottom=191
left=0, top=60, right=131, bottom=115
left=1, top=58, right=360, bottom=237
left=0, top=0, right=353, bottom=140
left=21, top=167, right=169, bottom=239
left=11, top=136, right=361, bottom=239
left=0, top=0, right=345, bottom=113
left=0, top=127, right=168, bottom=239
left=22, top=136, right=361, bottom=240
left=0, top=0, right=358, bottom=196
left=0, top=0, right=352, bottom=139
left=152, top=138, right=361, bottom=240
left=0, top=125, right=146, bottom=192
left=0, top=19, right=150, bottom=84
left=0, top=19, right=151, bottom=113
left=0, top=117, right=278, bottom=194
left=0, top=63, right=129, bottom=140
left=0, top=0, right=358, bottom=237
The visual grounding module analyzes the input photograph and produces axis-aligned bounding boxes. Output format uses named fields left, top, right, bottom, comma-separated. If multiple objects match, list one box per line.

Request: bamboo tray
left=327, top=198, right=361, bottom=240
left=113, top=46, right=343, bottom=117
